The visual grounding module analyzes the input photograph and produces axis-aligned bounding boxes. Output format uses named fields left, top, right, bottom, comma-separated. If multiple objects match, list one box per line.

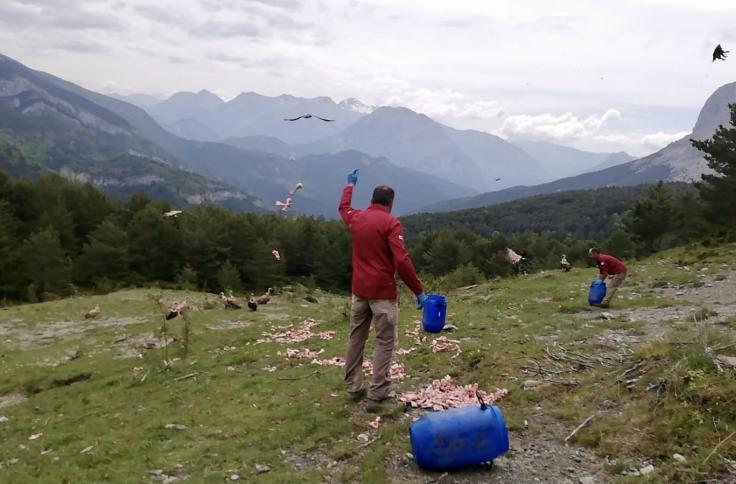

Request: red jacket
left=339, top=185, right=423, bottom=299
left=593, top=253, right=627, bottom=275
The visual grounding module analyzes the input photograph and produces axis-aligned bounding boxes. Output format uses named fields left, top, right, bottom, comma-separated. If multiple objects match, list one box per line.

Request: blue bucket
left=588, top=280, right=607, bottom=306
left=410, top=404, right=509, bottom=471
left=422, top=294, right=447, bottom=333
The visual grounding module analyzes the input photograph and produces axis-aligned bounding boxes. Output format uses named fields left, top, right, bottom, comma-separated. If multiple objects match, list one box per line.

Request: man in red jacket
left=589, top=248, right=628, bottom=308
left=339, top=169, right=427, bottom=413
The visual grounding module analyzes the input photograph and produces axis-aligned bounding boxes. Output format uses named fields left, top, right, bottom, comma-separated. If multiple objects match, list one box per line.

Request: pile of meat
left=404, top=320, right=427, bottom=345
left=430, top=336, right=462, bottom=359
left=255, top=319, right=334, bottom=344
left=361, top=361, right=407, bottom=381
left=311, top=356, right=345, bottom=367
left=279, top=348, right=324, bottom=359
left=399, top=375, right=508, bottom=410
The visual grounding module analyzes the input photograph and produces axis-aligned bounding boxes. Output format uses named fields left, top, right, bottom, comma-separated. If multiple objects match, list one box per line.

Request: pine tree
left=0, top=201, right=21, bottom=299
left=691, top=103, right=736, bottom=227
left=23, top=226, right=71, bottom=300
left=216, top=260, right=241, bottom=292
left=76, top=218, right=130, bottom=288
left=623, top=182, right=674, bottom=254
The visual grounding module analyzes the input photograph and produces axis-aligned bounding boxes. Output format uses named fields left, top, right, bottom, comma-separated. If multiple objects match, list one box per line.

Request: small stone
left=80, top=446, right=94, bottom=454
left=0, top=416, right=8, bottom=423
left=8, top=458, right=18, bottom=465
left=599, top=312, right=614, bottom=320
left=147, top=469, right=164, bottom=476
left=229, top=474, right=239, bottom=480
left=254, top=464, right=271, bottom=474
left=640, top=464, right=655, bottom=475
left=357, top=433, right=370, bottom=443
left=675, top=291, right=685, bottom=296
left=673, top=453, right=686, bottom=463
left=405, top=452, right=413, bottom=460
left=164, top=423, right=187, bottom=431
left=579, top=477, right=595, bottom=484
left=522, top=379, right=543, bottom=390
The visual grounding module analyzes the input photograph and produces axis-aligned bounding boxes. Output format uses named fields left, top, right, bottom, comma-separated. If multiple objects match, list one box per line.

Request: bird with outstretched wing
left=283, top=113, right=335, bottom=122
left=713, top=44, right=729, bottom=62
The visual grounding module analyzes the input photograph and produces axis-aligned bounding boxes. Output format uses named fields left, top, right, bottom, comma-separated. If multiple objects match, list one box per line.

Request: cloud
left=384, top=87, right=505, bottom=122
left=595, top=131, right=690, bottom=152
left=501, top=109, right=622, bottom=141
left=0, top=0, right=127, bottom=31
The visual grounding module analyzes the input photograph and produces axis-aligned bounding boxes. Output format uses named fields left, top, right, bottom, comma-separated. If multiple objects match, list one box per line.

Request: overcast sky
left=1, top=0, right=734, bottom=156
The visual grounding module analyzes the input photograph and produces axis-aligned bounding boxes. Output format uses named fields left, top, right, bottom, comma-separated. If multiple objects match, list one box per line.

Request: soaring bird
left=166, top=301, right=188, bottom=320
left=163, top=210, right=183, bottom=218
left=256, top=288, right=272, bottom=305
left=84, top=304, right=100, bottom=319
left=713, top=44, right=729, bottom=62
left=289, top=182, right=304, bottom=196
left=247, top=294, right=258, bottom=311
left=283, top=114, right=334, bottom=122
left=495, top=178, right=502, bottom=182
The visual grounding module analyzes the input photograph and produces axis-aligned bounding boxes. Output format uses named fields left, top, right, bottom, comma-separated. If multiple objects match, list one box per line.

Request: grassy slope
left=0, top=244, right=735, bottom=482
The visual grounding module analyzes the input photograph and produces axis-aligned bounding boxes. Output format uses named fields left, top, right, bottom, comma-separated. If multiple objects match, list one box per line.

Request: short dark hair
left=371, top=185, right=395, bottom=207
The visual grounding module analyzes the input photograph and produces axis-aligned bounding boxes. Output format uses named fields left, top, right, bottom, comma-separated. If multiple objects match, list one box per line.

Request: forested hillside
left=402, top=183, right=695, bottom=242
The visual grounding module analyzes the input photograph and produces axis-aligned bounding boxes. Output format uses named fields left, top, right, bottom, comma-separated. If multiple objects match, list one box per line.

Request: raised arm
left=339, top=185, right=355, bottom=225
left=387, top=219, right=423, bottom=296
left=339, top=169, right=359, bottom=225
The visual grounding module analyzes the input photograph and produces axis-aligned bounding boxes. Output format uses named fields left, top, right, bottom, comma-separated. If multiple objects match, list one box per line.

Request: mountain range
left=133, top=91, right=634, bottom=192
left=421, top=81, right=735, bottom=213
left=1, top=51, right=732, bottom=219
left=0, top=53, right=474, bottom=216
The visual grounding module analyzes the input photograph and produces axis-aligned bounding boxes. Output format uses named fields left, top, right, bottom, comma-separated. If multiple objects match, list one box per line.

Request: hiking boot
left=366, top=398, right=405, bottom=416
left=599, top=302, right=610, bottom=308
left=348, top=389, right=366, bottom=403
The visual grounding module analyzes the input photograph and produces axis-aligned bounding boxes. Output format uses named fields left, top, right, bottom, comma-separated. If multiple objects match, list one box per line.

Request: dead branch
left=565, top=413, right=598, bottom=442
left=703, top=431, right=736, bottom=464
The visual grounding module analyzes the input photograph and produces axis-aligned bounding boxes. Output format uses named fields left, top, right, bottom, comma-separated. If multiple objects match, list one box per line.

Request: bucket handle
left=476, top=390, right=487, bottom=410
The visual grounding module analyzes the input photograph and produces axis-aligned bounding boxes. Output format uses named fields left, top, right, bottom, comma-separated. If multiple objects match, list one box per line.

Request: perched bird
left=221, top=291, right=242, bottom=309
left=256, top=288, right=273, bottom=305
left=271, top=249, right=281, bottom=261
left=166, top=301, right=188, bottom=320
left=289, top=182, right=304, bottom=196
left=248, top=294, right=258, bottom=311
left=284, top=114, right=334, bottom=122
left=163, top=210, right=182, bottom=218
left=84, top=304, right=100, bottom=319
left=713, top=44, right=729, bottom=62
left=495, top=178, right=502, bottom=182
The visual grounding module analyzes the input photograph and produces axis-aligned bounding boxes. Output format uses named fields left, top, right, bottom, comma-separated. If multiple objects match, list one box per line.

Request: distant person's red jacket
left=593, top=253, right=627, bottom=275
left=339, top=185, right=423, bottom=300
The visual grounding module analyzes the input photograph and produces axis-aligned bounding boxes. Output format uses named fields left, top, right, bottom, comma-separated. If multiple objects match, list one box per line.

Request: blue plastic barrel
left=588, top=280, right=607, bottom=306
left=410, top=404, right=509, bottom=471
left=422, top=295, right=447, bottom=333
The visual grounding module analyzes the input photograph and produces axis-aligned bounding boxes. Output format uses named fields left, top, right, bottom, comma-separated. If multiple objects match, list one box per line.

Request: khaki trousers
left=345, top=295, right=397, bottom=401
left=603, top=273, right=627, bottom=304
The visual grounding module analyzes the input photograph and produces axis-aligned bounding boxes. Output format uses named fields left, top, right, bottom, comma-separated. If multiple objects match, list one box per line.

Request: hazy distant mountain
left=0, top=53, right=260, bottom=210
left=583, top=151, right=637, bottom=174
left=422, top=81, right=736, bottom=213
left=223, top=135, right=295, bottom=158
left=109, top=92, right=162, bottom=108
left=146, top=91, right=367, bottom=144
left=300, top=106, right=545, bottom=191
left=166, top=118, right=221, bottom=142
left=514, top=140, right=634, bottom=179
left=149, top=89, right=224, bottom=126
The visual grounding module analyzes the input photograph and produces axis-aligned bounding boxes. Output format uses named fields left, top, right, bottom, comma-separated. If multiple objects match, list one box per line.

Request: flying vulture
left=713, top=44, right=729, bottom=62
left=284, top=114, right=334, bottom=122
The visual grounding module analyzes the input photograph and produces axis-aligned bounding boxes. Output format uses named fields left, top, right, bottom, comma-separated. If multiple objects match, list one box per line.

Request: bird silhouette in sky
left=495, top=178, right=502, bottom=182
left=283, top=114, right=334, bottom=122
left=713, top=44, right=729, bottom=62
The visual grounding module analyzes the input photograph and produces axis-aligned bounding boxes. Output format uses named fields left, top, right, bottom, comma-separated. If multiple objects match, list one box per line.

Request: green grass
left=1, top=244, right=736, bottom=482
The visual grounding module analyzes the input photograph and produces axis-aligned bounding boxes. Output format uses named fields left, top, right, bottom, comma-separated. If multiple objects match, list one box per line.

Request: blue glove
left=347, top=169, right=359, bottom=186
left=416, top=293, right=428, bottom=310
